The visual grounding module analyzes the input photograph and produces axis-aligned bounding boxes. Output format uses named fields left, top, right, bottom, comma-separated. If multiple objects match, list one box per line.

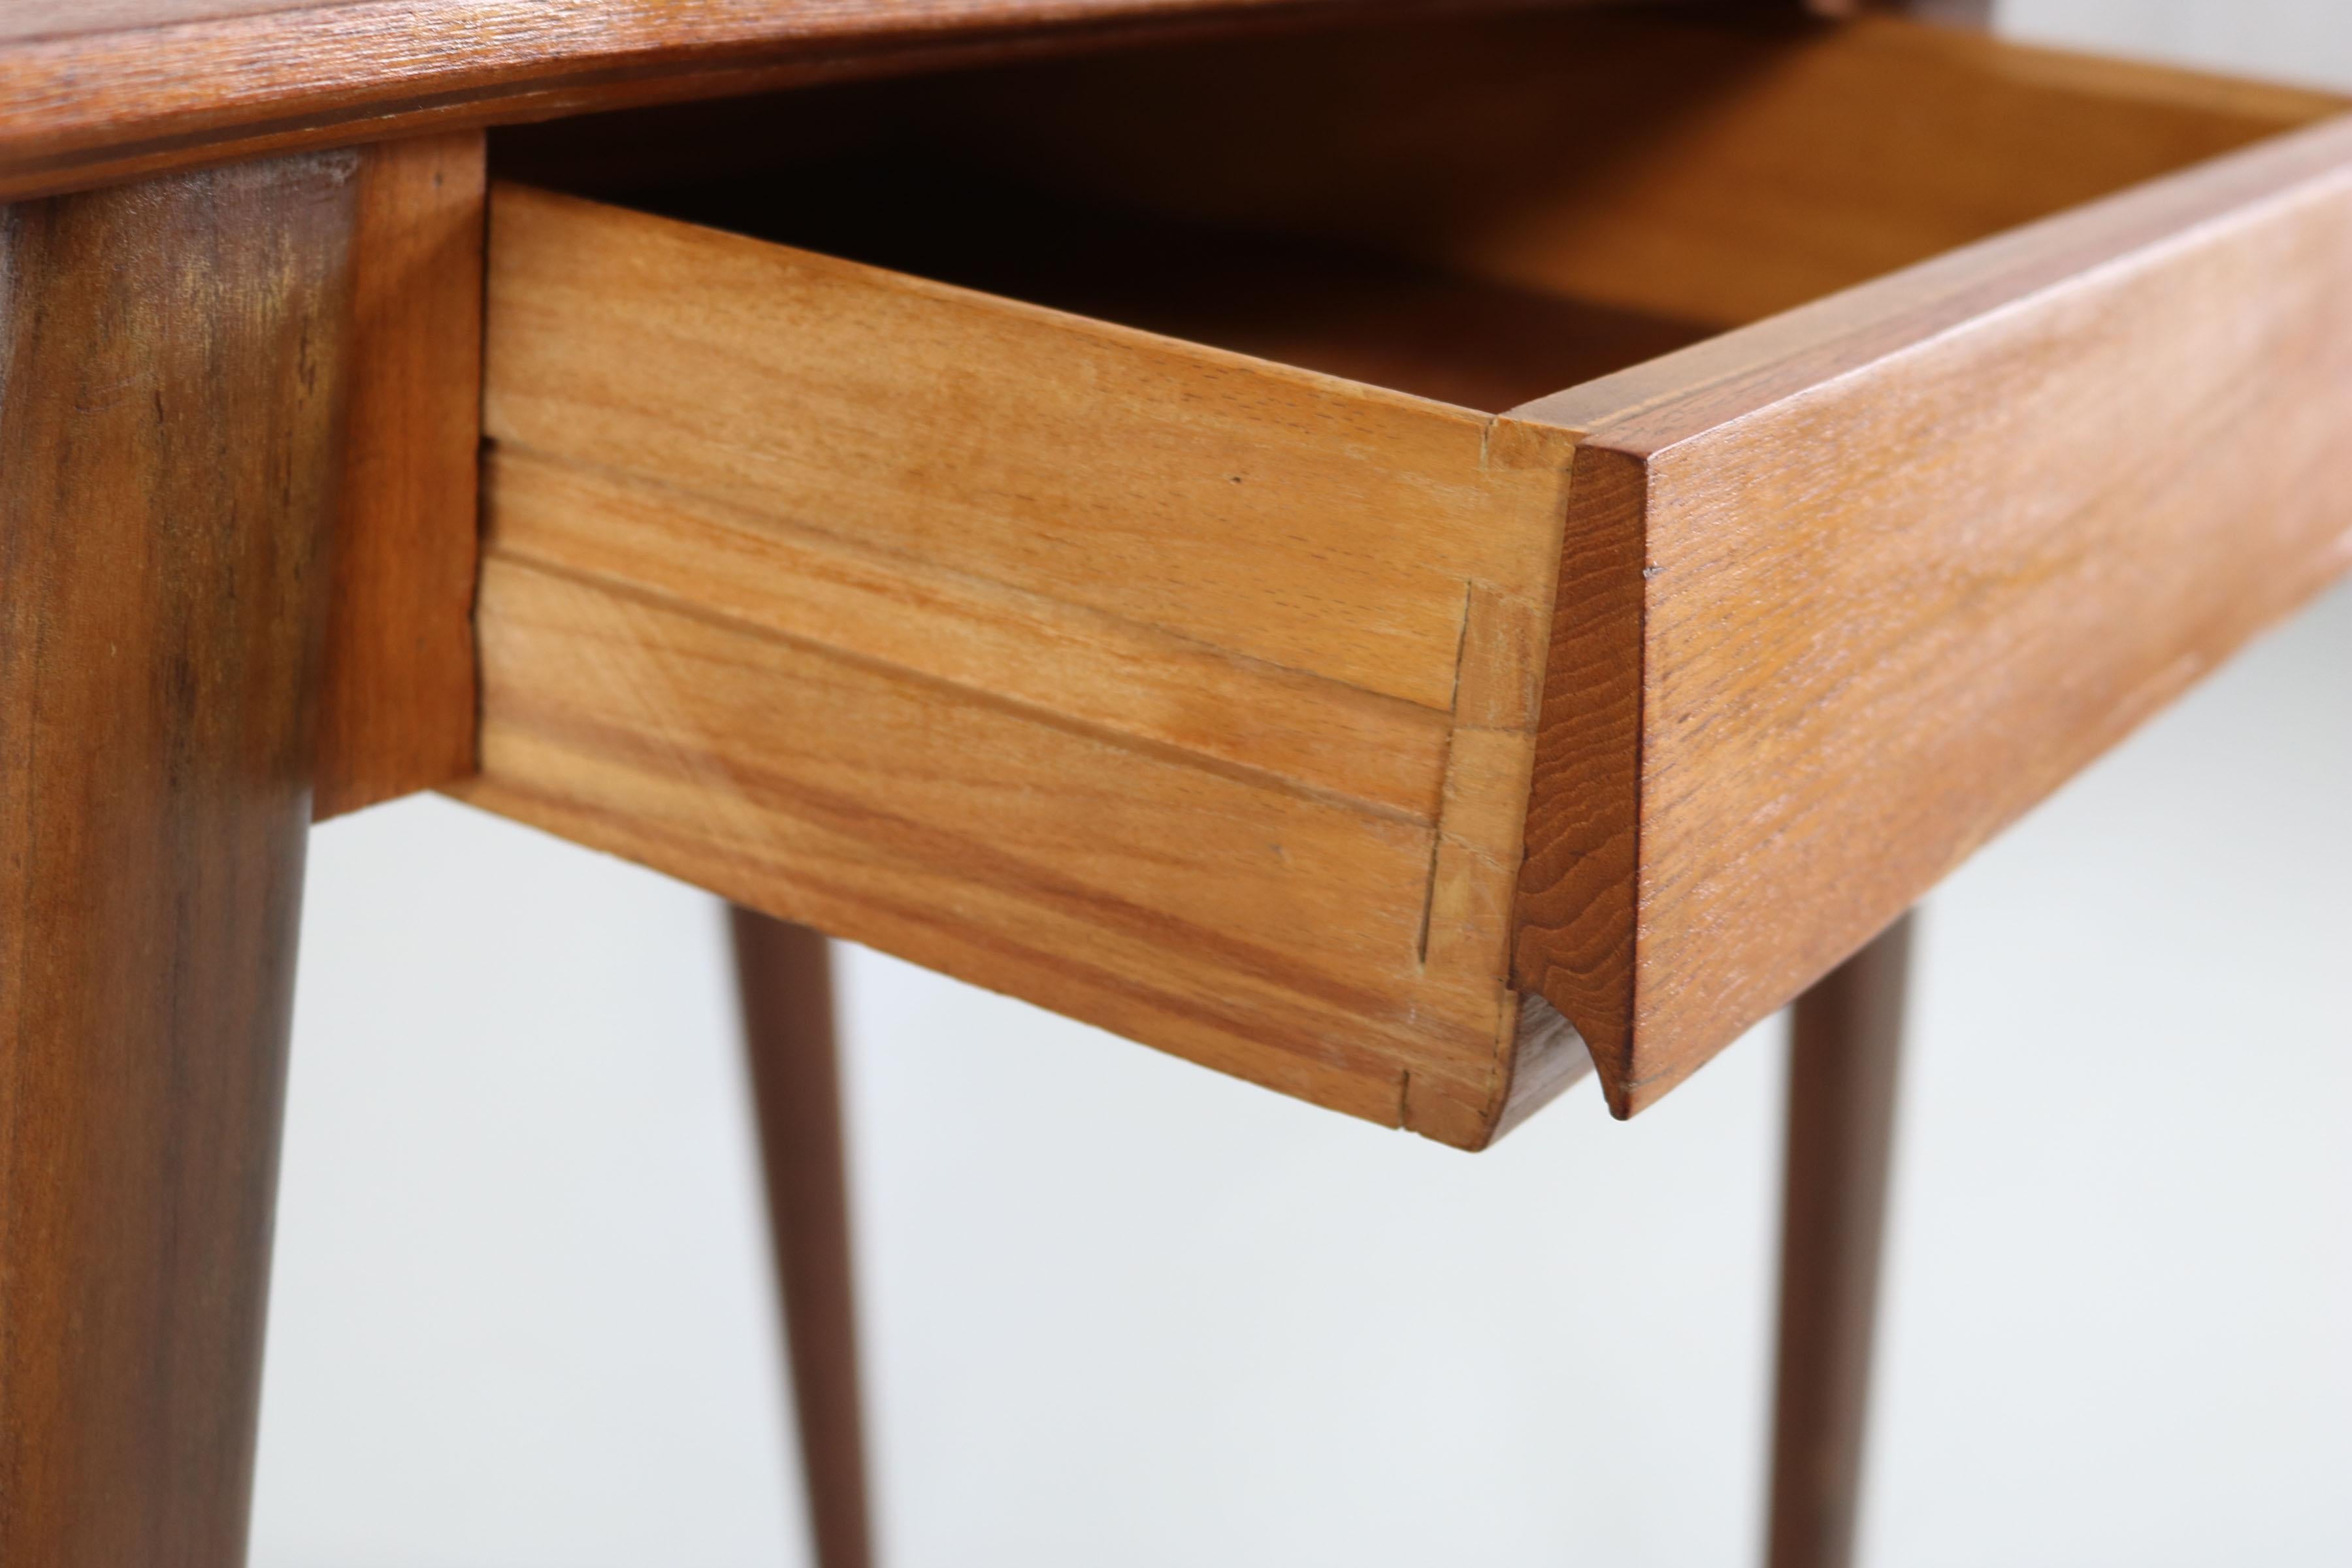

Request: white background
left=250, top=3, right=2352, bottom=1562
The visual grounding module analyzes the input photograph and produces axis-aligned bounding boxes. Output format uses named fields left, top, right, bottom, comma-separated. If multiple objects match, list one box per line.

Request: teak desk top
left=0, top=0, right=1632, bottom=201
left=9, top=1, right=2352, bottom=1148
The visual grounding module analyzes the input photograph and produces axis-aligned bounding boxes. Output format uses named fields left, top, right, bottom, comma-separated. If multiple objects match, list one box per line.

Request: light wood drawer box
left=465, top=9, right=2352, bottom=1146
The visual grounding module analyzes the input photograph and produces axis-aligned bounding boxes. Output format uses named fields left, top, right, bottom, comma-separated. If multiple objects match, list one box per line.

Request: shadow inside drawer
left=600, top=153, right=1716, bottom=414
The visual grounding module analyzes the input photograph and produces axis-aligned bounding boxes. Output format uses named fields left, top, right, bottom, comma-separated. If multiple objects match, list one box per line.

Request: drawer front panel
left=1516, top=115, right=2352, bottom=1113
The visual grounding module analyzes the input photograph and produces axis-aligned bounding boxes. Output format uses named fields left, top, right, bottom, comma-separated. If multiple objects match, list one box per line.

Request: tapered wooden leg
left=0, top=155, right=356, bottom=1565
left=1764, top=913, right=1915, bottom=1568
left=731, top=908, right=877, bottom=1568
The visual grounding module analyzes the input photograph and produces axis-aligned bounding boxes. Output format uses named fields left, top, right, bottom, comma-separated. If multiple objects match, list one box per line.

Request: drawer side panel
left=473, top=186, right=1583, bottom=1146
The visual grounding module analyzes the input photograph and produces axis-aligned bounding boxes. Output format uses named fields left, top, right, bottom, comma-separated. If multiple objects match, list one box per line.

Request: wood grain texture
left=485, top=446, right=1453, bottom=822
left=466, top=184, right=1580, bottom=1147
left=314, top=129, right=485, bottom=819
left=730, top=911, right=875, bottom=1568
left=483, top=184, right=1562, bottom=711
left=0, top=0, right=1641, bottom=204
left=1515, top=110, right=2352, bottom=1115
left=0, top=152, right=353, bottom=1565
left=463, top=556, right=1452, bottom=1126
left=1766, top=914, right=1912, bottom=1568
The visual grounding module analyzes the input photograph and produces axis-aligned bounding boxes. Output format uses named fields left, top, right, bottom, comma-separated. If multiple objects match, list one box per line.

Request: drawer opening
left=491, top=5, right=2336, bottom=414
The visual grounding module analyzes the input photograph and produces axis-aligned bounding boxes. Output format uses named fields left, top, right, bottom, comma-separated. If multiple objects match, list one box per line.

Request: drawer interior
left=493, top=5, right=2339, bottom=414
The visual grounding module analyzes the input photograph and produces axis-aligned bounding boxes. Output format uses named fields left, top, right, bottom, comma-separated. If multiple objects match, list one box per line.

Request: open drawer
left=466, top=8, right=2352, bottom=1146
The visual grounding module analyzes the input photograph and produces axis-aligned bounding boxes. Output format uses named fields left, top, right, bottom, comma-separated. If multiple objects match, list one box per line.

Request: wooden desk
left=5, top=3, right=2347, bottom=1564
